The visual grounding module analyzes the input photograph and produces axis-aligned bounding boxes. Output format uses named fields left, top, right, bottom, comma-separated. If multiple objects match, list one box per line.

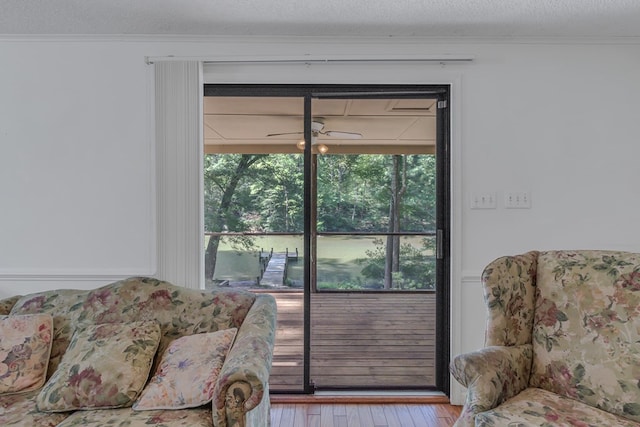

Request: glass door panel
left=310, top=97, right=438, bottom=390
left=203, top=95, right=306, bottom=392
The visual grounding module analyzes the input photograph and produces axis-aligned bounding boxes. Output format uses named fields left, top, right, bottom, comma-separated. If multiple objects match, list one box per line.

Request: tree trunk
left=384, top=233, right=393, bottom=289
left=204, top=154, right=263, bottom=281
left=384, top=155, right=407, bottom=289
left=204, top=235, right=221, bottom=280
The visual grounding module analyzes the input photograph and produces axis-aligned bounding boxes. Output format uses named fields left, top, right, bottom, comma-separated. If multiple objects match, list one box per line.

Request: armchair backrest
left=482, top=250, right=539, bottom=347
left=528, top=250, right=640, bottom=422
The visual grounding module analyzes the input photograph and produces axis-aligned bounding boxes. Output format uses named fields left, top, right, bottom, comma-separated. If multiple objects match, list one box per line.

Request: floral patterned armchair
left=450, top=250, right=640, bottom=427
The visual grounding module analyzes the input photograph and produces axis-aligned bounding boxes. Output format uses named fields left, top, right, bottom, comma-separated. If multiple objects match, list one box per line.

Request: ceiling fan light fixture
left=295, top=139, right=328, bottom=154
left=316, top=143, right=329, bottom=154
left=269, top=118, right=362, bottom=140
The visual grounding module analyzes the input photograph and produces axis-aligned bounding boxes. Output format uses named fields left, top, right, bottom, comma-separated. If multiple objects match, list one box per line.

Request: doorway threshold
left=270, top=390, right=449, bottom=404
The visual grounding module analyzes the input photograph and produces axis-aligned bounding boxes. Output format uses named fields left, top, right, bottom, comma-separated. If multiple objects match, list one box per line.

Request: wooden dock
left=259, top=248, right=298, bottom=287
left=257, top=290, right=437, bottom=392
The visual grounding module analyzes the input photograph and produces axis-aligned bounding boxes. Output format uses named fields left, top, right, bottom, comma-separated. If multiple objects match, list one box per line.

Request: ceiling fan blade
left=324, top=130, right=363, bottom=139
left=266, top=131, right=303, bottom=137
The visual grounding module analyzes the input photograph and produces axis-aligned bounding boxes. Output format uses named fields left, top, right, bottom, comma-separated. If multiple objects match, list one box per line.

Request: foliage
left=204, top=154, right=303, bottom=235
left=204, top=153, right=437, bottom=288
left=205, top=153, right=435, bottom=234
left=356, top=237, right=436, bottom=290
left=317, top=282, right=364, bottom=290
left=316, top=155, right=436, bottom=232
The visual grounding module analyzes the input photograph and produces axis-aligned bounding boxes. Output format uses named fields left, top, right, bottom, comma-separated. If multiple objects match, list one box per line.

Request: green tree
left=385, top=155, right=407, bottom=289
left=317, top=154, right=388, bottom=231
left=204, top=152, right=436, bottom=289
left=203, top=154, right=304, bottom=281
left=385, top=155, right=437, bottom=289
left=357, top=237, right=436, bottom=290
left=204, top=154, right=265, bottom=280
left=251, top=154, right=304, bottom=232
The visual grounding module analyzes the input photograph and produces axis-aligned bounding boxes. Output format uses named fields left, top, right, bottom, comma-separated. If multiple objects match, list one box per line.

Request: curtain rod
left=145, top=54, right=475, bottom=65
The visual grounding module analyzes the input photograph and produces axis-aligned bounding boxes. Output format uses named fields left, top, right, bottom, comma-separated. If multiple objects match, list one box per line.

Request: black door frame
left=203, top=84, right=451, bottom=395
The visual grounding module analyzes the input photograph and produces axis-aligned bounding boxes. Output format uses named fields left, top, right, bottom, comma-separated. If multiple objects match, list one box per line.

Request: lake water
left=209, top=235, right=433, bottom=289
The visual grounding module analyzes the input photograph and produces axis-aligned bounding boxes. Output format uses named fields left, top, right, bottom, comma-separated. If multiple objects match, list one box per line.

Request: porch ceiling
left=203, top=97, right=437, bottom=153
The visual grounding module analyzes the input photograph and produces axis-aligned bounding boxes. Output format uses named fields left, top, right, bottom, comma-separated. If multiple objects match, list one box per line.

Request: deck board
left=263, top=291, right=436, bottom=392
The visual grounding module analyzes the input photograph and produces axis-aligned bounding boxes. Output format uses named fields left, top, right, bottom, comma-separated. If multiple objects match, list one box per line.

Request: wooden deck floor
left=265, top=291, right=436, bottom=392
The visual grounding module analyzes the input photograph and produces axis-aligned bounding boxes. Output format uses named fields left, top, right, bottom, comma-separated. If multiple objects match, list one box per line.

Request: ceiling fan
left=266, top=119, right=363, bottom=140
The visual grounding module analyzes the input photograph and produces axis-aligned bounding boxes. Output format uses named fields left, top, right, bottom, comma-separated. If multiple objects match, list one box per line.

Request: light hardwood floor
left=271, top=402, right=461, bottom=426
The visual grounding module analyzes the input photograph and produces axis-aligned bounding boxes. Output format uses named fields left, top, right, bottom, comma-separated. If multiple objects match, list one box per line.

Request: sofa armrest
left=450, top=344, right=532, bottom=427
left=212, top=294, right=277, bottom=427
left=0, top=295, right=21, bottom=315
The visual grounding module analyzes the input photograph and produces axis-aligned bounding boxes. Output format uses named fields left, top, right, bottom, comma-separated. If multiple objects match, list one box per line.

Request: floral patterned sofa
left=0, top=276, right=276, bottom=427
left=450, top=250, right=640, bottom=427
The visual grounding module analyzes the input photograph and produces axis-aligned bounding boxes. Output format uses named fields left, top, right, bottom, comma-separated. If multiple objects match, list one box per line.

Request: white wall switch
left=470, top=192, right=497, bottom=209
left=504, top=191, right=531, bottom=209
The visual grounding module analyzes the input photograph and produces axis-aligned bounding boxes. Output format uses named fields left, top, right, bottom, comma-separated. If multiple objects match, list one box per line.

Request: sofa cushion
left=8, top=277, right=257, bottom=385
left=10, top=290, right=88, bottom=379
left=476, top=387, right=640, bottom=427
left=0, top=389, right=70, bottom=427
left=36, top=321, right=161, bottom=412
left=79, top=277, right=255, bottom=333
left=56, top=407, right=213, bottom=426
left=133, top=328, right=237, bottom=410
left=530, top=250, right=640, bottom=422
left=0, top=314, right=53, bottom=394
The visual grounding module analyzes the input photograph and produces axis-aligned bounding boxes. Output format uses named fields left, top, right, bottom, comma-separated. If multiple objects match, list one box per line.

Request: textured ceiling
left=2, top=0, right=640, bottom=37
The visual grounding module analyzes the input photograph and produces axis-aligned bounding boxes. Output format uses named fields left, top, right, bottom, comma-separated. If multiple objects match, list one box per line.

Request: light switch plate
left=504, top=191, right=531, bottom=209
left=470, top=192, right=497, bottom=209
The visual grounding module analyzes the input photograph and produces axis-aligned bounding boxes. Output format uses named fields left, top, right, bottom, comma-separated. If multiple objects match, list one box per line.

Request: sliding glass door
left=202, top=85, right=450, bottom=394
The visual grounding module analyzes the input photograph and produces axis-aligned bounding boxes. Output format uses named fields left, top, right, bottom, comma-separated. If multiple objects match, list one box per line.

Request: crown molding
left=1, top=33, right=640, bottom=45
left=0, top=268, right=154, bottom=281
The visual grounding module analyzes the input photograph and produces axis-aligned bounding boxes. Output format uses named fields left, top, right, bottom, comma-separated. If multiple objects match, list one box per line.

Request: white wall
left=0, top=40, right=156, bottom=293
left=1, top=35, right=639, bottom=402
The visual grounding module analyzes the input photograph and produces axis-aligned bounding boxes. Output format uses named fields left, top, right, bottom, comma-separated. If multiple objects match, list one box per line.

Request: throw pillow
left=133, top=328, right=237, bottom=410
left=36, top=320, right=161, bottom=412
left=0, top=314, right=53, bottom=394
